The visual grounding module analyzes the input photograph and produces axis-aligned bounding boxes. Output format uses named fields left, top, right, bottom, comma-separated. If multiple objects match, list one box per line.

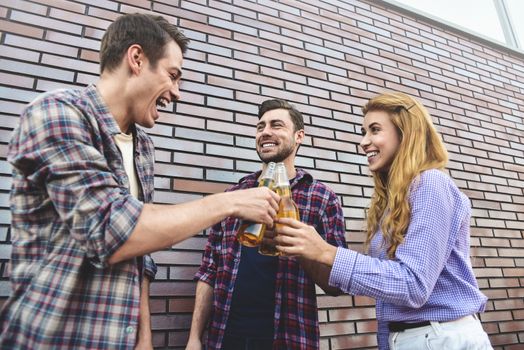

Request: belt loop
left=389, top=331, right=399, bottom=350
left=429, top=321, right=442, bottom=336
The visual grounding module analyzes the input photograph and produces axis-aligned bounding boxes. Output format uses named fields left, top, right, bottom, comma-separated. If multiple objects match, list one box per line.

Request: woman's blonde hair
left=362, top=92, right=448, bottom=259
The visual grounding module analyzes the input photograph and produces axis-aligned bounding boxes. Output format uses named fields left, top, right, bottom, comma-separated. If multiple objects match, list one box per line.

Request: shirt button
left=125, top=326, right=135, bottom=334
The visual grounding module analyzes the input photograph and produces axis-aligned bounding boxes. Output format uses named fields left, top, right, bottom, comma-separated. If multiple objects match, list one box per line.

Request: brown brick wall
left=0, top=0, right=523, bottom=349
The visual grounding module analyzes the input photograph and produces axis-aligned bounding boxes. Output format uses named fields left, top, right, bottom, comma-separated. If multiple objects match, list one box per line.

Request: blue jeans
left=389, top=315, right=493, bottom=350
left=221, top=334, right=273, bottom=350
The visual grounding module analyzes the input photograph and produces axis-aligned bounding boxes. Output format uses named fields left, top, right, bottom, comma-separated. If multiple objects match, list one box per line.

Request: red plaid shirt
left=195, top=169, right=347, bottom=349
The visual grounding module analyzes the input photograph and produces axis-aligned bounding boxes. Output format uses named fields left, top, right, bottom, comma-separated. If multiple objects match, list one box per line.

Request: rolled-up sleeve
left=143, top=254, right=157, bottom=279
left=194, top=224, right=221, bottom=285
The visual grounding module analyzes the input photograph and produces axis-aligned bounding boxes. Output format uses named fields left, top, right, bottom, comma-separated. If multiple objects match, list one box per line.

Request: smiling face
left=256, top=108, right=303, bottom=164
left=130, top=40, right=183, bottom=129
left=360, top=110, right=401, bottom=175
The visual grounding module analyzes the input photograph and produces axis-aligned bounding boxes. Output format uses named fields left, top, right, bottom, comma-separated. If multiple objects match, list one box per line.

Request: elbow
left=406, top=286, right=431, bottom=308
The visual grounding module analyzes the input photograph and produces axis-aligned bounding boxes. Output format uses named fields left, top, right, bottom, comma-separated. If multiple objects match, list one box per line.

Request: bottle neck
left=261, top=161, right=296, bottom=180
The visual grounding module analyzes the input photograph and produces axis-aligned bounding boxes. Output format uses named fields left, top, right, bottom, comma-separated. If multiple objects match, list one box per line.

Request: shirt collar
left=238, top=167, right=313, bottom=188
left=84, top=84, right=123, bottom=136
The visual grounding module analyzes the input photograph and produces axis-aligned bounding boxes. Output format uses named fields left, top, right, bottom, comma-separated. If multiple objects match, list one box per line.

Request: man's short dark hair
left=99, top=13, right=190, bottom=73
left=258, top=99, right=304, bottom=132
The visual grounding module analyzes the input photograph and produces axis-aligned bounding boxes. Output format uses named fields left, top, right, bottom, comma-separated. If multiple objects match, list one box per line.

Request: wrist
left=216, top=192, right=238, bottom=218
left=320, top=244, right=337, bottom=267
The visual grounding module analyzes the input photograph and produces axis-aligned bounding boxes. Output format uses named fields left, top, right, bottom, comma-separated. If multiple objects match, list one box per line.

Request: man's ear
left=295, top=129, right=305, bottom=145
left=127, top=44, right=144, bottom=75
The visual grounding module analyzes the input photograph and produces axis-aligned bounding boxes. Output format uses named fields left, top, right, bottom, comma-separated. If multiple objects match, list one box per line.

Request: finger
left=277, top=244, right=297, bottom=257
left=274, top=224, right=300, bottom=237
left=268, top=189, right=280, bottom=201
left=274, top=234, right=295, bottom=246
left=268, top=205, right=277, bottom=219
left=276, top=217, right=303, bottom=228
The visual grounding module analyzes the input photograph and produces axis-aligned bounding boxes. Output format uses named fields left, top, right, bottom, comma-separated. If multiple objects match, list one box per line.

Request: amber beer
left=259, top=162, right=300, bottom=256
left=237, top=162, right=277, bottom=247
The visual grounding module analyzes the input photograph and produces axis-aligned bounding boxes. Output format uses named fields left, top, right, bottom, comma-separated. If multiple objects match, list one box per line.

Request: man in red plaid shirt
left=187, top=99, right=348, bottom=350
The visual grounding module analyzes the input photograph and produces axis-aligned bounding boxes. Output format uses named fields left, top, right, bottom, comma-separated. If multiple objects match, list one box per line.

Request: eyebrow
left=361, top=122, right=380, bottom=134
left=257, top=119, right=284, bottom=126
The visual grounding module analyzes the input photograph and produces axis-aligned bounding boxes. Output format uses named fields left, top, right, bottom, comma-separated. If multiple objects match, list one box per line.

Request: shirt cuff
left=328, top=247, right=359, bottom=293
left=143, top=254, right=157, bottom=280
left=194, top=268, right=216, bottom=285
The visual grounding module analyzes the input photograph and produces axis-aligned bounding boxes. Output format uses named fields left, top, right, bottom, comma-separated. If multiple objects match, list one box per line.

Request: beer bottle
left=259, top=162, right=300, bottom=256
left=237, top=162, right=277, bottom=247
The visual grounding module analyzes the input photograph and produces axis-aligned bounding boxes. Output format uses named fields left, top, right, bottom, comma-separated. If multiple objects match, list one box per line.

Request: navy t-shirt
left=224, top=245, right=278, bottom=338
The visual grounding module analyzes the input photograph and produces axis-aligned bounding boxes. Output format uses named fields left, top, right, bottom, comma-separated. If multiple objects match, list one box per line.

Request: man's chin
left=258, top=154, right=284, bottom=163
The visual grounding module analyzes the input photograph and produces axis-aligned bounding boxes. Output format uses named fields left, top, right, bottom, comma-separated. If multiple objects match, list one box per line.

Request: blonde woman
left=275, top=92, right=492, bottom=350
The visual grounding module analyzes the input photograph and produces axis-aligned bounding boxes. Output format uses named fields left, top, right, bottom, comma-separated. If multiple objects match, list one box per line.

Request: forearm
left=109, top=192, right=234, bottom=264
left=300, top=244, right=340, bottom=295
left=138, top=277, right=152, bottom=345
left=188, top=281, right=214, bottom=341
left=110, top=187, right=279, bottom=265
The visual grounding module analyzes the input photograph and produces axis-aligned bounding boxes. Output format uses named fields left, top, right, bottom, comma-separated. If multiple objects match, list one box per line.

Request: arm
left=109, top=187, right=279, bottom=264
left=135, top=277, right=153, bottom=350
left=9, top=99, right=279, bottom=267
left=278, top=171, right=458, bottom=307
left=186, top=281, right=214, bottom=349
left=276, top=219, right=337, bottom=268
left=299, top=257, right=341, bottom=295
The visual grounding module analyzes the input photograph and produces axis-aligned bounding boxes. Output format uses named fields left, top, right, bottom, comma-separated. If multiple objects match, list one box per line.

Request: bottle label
left=243, top=222, right=264, bottom=237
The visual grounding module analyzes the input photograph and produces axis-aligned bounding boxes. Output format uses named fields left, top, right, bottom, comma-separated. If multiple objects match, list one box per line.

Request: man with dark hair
left=0, top=13, right=278, bottom=349
left=187, top=99, right=348, bottom=350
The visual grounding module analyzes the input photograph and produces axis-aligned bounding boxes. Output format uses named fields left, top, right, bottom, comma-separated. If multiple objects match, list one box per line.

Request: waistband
left=388, top=314, right=478, bottom=332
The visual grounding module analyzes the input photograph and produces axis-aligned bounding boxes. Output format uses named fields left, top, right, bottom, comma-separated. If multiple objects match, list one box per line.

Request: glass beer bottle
left=237, top=162, right=277, bottom=247
left=259, top=162, right=300, bottom=256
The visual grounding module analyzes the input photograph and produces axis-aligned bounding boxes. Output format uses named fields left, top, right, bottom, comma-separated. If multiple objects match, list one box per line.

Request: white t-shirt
left=114, top=132, right=139, bottom=198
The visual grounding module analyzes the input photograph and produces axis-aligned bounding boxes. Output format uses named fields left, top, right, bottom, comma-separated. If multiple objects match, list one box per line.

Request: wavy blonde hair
left=362, top=92, right=448, bottom=259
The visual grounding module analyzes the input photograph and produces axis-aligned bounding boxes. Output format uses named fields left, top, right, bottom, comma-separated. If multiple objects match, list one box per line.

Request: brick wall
left=0, top=0, right=523, bottom=349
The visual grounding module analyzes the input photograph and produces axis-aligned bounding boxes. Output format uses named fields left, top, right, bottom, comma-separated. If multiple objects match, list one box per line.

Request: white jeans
left=389, top=315, right=493, bottom=350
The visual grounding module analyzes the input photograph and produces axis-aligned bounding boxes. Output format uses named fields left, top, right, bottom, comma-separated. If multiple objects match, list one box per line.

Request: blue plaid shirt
left=196, top=169, right=347, bottom=349
left=1, top=85, right=157, bottom=349
left=329, top=169, right=487, bottom=349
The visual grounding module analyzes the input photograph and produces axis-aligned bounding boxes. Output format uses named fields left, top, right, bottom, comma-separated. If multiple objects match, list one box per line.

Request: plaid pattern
left=329, top=169, right=487, bottom=350
left=1, top=85, right=157, bottom=349
left=196, top=169, right=347, bottom=349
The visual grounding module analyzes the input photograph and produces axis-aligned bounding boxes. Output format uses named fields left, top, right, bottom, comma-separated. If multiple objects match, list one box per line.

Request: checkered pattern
left=196, top=169, right=347, bottom=349
left=1, top=85, right=157, bottom=349
left=329, top=169, right=488, bottom=350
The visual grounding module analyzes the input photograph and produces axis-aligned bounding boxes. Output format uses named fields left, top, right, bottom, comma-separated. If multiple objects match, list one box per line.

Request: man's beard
left=257, top=142, right=295, bottom=164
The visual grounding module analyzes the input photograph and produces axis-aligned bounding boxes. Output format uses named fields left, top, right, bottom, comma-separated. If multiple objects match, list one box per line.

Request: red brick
left=320, top=321, right=355, bottom=337
left=11, top=10, right=83, bottom=34
left=331, top=333, right=377, bottom=349
left=0, top=18, right=44, bottom=38
left=259, top=29, right=304, bottom=48
left=180, top=18, right=230, bottom=38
